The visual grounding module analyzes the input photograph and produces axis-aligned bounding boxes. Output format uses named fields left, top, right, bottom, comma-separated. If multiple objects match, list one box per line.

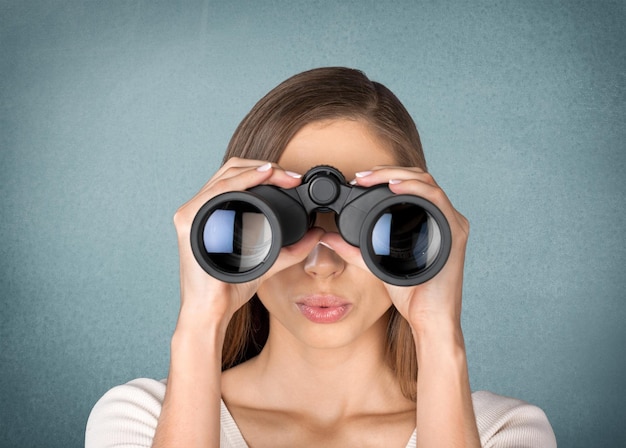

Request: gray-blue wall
left=1, top=1, right=624, bottom=446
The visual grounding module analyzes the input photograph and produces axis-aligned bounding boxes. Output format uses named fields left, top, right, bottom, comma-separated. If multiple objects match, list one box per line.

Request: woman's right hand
left=172, top=157, right=323, bottom=335
left=158, top=158, right=321, bottom=448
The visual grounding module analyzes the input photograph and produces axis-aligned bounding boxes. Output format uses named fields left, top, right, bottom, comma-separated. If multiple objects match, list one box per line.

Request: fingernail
left=256, top=162, right=272, bottom=172
left=355, top=170, right=373, bottom=178
left=285, top=170, right=302, bottom=179
left=389, top=179, right=402, bottom=185
left=349, top=179, right=358, bottom=185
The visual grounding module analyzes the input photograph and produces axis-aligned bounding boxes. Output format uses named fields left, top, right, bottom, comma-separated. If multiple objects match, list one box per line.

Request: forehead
left=278, top=118, right=397, bottom=180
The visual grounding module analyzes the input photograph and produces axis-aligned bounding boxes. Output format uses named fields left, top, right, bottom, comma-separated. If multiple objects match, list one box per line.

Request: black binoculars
left=190, top=165, right=451, bottom=286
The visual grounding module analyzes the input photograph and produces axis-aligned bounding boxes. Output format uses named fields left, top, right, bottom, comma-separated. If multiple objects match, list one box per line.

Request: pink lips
left=296, top=295, right=352, bottom=324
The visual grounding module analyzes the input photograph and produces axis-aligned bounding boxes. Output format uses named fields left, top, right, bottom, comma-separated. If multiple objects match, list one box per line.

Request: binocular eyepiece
left=190, top=166, right=451, bottom=286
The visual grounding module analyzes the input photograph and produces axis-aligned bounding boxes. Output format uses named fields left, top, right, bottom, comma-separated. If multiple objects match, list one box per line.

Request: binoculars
left=190, top=166, right=451, bottom=286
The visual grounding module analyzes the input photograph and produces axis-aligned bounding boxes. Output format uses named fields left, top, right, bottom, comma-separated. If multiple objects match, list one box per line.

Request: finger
left=203, top=157, right=271, bottom=188
left=261, top=227, right=325, bottom=279
left=387, top=177, right=446, bottom=203
left=217, top=157, right=303, bottom=184
left=199, top=161, right=274, bottom=194
left=202, top=162, right=303, bottom=196
left=317, top=232, right=371, bottom=273
left=351, top=167, right=439, bottom=188
left=391, top=178, right=469, bottom=232
left=350, top=167, right=450, bottom=216
left=262, top=166, right=304, bottom=188
left=175, top=164, right=276, bottom=234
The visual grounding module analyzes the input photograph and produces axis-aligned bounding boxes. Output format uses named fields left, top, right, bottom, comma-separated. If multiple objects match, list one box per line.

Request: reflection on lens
left=370, top=204, right=441, bottom=276
left=202, top=201, right=272, bottom=273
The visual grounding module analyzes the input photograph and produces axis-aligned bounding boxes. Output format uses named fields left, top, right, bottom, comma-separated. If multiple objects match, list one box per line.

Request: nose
left=304, top=241, right=345, bottom=279
left=307, top=211, right=344, bottom=279
left=305, top=212, right=345, bottom=279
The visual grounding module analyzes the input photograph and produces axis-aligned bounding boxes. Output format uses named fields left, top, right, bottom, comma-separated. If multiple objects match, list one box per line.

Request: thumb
left=317, top=232, right=370, bottom=273
left=261, top=227, right=325, bottom=280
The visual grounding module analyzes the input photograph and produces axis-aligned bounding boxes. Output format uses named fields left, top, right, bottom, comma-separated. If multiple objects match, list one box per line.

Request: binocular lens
left=368, top=203, right=442, bottom=278
left=201, top=201, right=273, bottom=274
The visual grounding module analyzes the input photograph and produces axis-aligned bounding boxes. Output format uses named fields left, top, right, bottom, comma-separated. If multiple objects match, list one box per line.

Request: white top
left=85, top=378, right=557, bottom=447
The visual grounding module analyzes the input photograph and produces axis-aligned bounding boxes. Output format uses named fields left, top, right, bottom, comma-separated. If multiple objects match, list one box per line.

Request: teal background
left=1, top=1, right=624, bottom=446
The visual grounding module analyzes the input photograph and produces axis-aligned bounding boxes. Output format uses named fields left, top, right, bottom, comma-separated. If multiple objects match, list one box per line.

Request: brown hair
left=221, top=67, right=425, bottom=401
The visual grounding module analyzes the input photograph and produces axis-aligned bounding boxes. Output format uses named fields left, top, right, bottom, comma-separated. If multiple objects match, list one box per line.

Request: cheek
left=256, top=267, right=298, bottom=305
left=368, top=283, right=394, bottom=311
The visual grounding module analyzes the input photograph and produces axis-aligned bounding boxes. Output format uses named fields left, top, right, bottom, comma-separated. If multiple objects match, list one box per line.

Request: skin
left=154, top=118, right=480, bottom=447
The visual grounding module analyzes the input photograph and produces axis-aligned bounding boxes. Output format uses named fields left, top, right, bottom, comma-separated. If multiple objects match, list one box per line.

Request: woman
left=86, top=67, right=556, bottom=447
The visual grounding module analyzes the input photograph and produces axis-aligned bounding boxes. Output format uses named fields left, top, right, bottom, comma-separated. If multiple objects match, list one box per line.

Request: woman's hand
left=154, top=158, right=324, bottom=448
left=172, top=157, right=323, bottom=333
left=327, top=166, right=470, bottom=335
left=345, top=166, right=480, bottom=448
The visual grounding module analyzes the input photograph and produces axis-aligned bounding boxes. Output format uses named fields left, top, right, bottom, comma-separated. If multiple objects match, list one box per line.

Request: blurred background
left=1, top=1, right=624, bottom=446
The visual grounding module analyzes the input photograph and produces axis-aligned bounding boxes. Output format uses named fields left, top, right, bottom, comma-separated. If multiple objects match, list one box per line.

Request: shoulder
left=471, top=391, right=557, bottom=448
left=85, top=378, right=167, bottom=448
left=86, top=378, right=247, bottom=448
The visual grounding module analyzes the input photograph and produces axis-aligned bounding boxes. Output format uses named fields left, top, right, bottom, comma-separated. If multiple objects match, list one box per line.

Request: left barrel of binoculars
left=190, top=188, right=309, bottom=283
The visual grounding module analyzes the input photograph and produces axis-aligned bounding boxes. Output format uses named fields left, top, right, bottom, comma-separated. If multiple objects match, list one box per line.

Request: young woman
left=86, top=67, right=556, bottom=447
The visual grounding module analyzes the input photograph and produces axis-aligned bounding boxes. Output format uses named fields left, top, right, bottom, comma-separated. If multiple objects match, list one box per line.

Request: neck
left=248, top=311, right=406, bottom=418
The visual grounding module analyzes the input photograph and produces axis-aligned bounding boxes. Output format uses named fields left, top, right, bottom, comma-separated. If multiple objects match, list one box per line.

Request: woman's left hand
left=313, top=166, right=481, bottom=448
left=339, top=166, right=470, bottom=335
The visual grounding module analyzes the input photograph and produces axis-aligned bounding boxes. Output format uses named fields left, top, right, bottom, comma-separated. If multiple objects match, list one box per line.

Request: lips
left=296, top=295, right=352, bottom=324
